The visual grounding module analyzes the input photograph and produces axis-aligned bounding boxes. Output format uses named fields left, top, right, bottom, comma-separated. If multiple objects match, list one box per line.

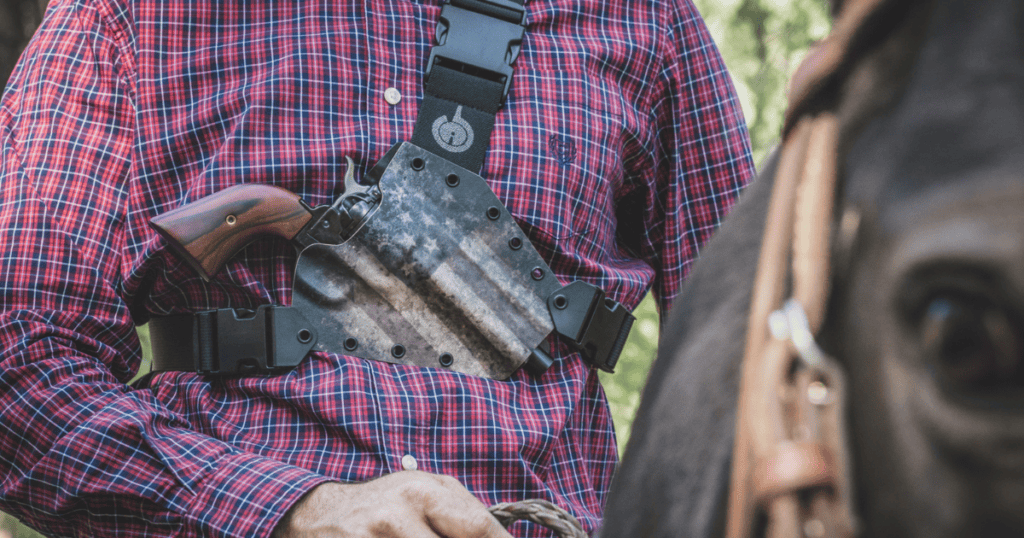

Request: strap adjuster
left=547, top=282, right=636, bottom=373
left=149, top=305, right=318, bottom=376
left=426, top=0, right=526, bottom=102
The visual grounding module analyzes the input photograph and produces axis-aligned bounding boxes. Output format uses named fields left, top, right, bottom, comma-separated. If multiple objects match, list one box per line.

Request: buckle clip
left=194, top=305, right=317, bottom=375
left=548, top=282, right=636, bottom=373
left=426, top=0, right=526, bottom=102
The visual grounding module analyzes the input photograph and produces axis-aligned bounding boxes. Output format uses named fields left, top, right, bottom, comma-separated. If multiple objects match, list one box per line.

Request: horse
left=600, top=0, right=1024, bottom=536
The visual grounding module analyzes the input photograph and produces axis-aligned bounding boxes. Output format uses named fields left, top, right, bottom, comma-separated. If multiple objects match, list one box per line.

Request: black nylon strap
left=412, top=0, right=525, bottom=172
left=411, top=66, right=505, bottom=171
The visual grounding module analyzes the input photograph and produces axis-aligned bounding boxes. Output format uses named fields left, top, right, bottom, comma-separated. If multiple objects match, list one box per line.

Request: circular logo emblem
left=432, top=106, right=474, bottom=153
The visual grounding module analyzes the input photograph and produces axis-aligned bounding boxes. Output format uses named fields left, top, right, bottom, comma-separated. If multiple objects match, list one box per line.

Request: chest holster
left=148, top=0, right=635, bottom=380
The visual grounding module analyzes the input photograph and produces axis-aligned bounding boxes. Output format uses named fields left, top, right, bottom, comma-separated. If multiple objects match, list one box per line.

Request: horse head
left=602, top=0, right=1024, bottom=536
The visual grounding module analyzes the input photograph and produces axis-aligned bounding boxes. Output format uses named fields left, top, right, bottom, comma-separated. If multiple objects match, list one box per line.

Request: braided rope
left=489, top=499, right=588, bottom=538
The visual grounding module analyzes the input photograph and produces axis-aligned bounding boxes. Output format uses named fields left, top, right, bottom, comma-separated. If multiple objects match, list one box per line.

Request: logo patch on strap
left=432, top=106, right=474, bottom=153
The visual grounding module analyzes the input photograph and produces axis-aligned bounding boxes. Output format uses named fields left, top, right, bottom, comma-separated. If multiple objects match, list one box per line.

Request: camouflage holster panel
left=293, top=142, right=561, bottom=380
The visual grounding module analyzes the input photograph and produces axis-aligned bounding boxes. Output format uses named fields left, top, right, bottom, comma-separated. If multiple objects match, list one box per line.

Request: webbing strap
left=410, top=0, right=525, bottom=172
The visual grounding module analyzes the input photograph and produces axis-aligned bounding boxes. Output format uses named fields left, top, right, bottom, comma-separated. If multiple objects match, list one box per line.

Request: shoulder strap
left=410, top=0, right=526, bottom=172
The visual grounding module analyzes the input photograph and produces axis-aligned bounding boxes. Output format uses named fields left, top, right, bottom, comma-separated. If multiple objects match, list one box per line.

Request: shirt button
left=384, top=87, right=402, bottom=106
left=401, top=454, right=418, bottom=471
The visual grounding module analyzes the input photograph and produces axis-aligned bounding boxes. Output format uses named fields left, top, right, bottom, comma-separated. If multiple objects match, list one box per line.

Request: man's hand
left=271, top=471, right=514, bottom=538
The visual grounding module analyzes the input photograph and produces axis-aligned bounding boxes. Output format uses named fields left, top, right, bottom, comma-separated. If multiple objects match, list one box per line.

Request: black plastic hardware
left=547, top=282, right=636, bottom=373
left=150, top=306, right=317, bottom=376
left=426, top=0, right=526, bottom=102
left=203, top=306, right=316, bottom=375
left=525, top=346, right=554, bottom=376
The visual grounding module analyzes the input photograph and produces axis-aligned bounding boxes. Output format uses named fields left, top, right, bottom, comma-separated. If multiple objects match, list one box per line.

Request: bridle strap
left=723, top=0, right=895, bottom=532
left=727, top=0, right=921, bottom=535
left=784, top=0, right=901, bottom=138
left=726, top=109, right=856, bottom=538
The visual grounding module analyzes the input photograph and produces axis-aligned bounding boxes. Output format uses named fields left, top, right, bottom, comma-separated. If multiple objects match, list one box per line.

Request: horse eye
left=918, top=295, right=1023, bottom=391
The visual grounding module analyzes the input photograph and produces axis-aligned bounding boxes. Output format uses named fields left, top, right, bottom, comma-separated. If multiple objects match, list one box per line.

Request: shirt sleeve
left=619, top=0, right=756, bottom=315
left=0, top=2, right=329, bottom=536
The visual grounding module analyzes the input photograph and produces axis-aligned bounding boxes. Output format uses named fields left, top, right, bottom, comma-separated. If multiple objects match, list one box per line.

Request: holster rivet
left=344, top=337, right=359, bottom=351
left=439, top=353, right=454, bottom=367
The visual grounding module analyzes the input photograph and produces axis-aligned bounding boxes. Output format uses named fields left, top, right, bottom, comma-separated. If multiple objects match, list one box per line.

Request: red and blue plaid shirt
left=0, top=0, right=753, bottom=535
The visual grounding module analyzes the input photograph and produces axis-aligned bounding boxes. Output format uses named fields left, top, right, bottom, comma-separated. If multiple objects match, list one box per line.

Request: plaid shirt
left=0, top=0, right=753, bottom=536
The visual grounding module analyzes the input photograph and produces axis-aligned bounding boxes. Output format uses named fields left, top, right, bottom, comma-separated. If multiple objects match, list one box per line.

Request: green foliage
left=698, top=0, right=831, bottom=165
left=598, top=0, right=831, bottom=457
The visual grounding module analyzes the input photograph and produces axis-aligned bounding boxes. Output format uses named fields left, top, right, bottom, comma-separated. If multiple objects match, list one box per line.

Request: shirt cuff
left=183, top=451, right=333, bottom=537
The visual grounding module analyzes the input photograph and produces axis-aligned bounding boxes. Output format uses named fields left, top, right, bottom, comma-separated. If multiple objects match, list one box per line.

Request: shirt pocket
left=491, top=67, right=626, bottom=262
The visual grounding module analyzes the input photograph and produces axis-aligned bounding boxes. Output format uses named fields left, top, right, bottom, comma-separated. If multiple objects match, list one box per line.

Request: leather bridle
left=724, top=1, right=913, bottom=536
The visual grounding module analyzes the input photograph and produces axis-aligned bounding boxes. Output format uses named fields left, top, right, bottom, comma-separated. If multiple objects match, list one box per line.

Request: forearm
left=0, top=315, right=330, bottom=536
left=0, top=2, right=330, bottom=534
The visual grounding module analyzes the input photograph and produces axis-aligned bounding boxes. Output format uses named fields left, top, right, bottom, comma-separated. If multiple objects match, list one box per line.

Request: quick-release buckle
left=548, top=282, right=636, bottom=373
left=426, top=0, right=526, bottom=102
left=191, top=306, right=317, bottom=375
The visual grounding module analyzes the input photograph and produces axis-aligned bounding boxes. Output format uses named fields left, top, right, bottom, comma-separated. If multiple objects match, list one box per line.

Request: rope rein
left=489, top=500, right=588, bottom=538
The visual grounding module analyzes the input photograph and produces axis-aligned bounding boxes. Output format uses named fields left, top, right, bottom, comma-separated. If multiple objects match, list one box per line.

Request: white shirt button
left=401, top=454, right=418, bottom=471
left=384, top=87, right=402, bottom=106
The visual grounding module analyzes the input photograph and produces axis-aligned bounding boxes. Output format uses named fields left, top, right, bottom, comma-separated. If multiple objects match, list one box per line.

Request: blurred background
left=0, top=0, right=828, bottom=535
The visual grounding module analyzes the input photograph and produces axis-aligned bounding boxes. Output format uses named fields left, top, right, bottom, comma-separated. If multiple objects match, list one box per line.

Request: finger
left=419, top=474, right=513, bottom=538
left=368, top=512, right=444, bottom=538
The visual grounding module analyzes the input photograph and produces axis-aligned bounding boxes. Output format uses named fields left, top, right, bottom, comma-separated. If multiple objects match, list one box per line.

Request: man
left=0, top=0, right=754, bottom=536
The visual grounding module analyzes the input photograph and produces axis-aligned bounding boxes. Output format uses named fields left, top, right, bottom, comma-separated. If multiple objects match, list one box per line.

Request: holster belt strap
left=147, top=282, right=635, bottom=376
left=148, top=305, right=318, bottom=376
left=411, top=0, right=525, bottom=171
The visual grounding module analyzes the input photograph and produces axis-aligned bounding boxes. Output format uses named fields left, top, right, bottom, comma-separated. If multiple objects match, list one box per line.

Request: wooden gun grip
left=150, top=184, right=312, bottom=280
